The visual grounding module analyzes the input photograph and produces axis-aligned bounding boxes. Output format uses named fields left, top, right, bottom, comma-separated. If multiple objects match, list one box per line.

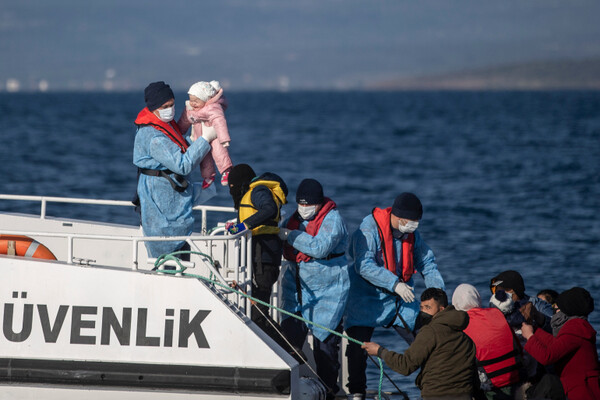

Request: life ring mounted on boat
left=0, top=235, right=57, bottom=260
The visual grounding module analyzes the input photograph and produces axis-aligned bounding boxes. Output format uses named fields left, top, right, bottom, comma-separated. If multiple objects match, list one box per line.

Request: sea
left=1, top=90, right=599, bottom=399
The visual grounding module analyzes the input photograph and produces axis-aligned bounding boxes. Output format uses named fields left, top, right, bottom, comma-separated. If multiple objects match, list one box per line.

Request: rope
left=153, top=250, right=404, bottom=399
left=378, top=357, right=384, bottom=398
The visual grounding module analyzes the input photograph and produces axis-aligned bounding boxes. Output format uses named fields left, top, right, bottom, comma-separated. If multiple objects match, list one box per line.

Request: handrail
left=0, top=194, right=253, bottom=316
left=0, top=194, right=236, bottom=234
left=0, top=228, right=246, bottom=265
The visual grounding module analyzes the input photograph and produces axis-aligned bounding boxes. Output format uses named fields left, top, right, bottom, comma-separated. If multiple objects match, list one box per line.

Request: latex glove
left=394, top=282, right=415, bottom=303
left=227, top=222, right=247, bottom=235
left=201, top=123, right=218, bottom=143
left=278, top=228, right=291, bottom=241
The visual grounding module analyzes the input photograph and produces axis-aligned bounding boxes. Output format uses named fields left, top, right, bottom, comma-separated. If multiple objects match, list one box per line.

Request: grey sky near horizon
left=1, top=0, right=600, bottom=91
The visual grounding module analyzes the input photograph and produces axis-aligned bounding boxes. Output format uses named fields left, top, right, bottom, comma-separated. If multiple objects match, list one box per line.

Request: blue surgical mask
left=398, top=220, right=419, bottom=233
left=157, top=106, right=175, bottom=122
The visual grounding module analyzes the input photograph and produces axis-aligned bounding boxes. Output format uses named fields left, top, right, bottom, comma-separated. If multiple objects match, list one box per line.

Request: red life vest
left=372, top=207, right=414, bottom=283
left=134, top=108, right=188, bottom=153
left=464, top=307, right=522, bottom=388
left=283, top=198, right=337, bottom=262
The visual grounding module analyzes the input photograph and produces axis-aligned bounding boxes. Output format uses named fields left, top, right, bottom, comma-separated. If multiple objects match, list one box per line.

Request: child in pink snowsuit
left=177, top=80, right=233, bottom=188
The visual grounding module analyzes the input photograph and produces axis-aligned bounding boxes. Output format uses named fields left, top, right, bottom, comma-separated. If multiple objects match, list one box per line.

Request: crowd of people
left=133, top=81, right=599, bottom=400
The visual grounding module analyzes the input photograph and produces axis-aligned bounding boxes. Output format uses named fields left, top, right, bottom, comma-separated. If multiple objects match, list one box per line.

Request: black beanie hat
left=296, top=179, right=324, bottom=205
left=556, top=287, right=594, bottom=317
left=391, top=192, right=423, bottom=220
left=228, top=164, right=256, bottom=209
left=228, top=164, right=256, bottom=188
left=491, top=270, right=525, bottom=299
left=144, top=81, right=174, bottom=111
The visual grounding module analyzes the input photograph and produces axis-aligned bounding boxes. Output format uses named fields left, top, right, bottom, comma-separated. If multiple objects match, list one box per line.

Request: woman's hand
left=521, top=322, right=534, bottom=340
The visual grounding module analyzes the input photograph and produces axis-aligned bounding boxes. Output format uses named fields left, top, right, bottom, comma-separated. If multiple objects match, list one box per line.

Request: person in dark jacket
left=490, top=270, right=554, bottom=332
left=363, top=288, right=478, bottom=400
left=226, top=164, right=288, bottom=340
left=522, top=287, right=600, bottom=400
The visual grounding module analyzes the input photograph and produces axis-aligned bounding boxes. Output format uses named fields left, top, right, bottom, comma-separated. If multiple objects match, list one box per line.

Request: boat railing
left=0, top=194, right=232, bottom=234
left=0, top=194, right=266, bottom=319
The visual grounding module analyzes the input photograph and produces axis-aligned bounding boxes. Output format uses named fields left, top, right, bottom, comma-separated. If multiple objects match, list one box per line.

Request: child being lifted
left=178, top=80, right=233, bottom=188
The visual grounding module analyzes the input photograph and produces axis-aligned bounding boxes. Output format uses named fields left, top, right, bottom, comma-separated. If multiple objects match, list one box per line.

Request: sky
left=1, top=0, right=600, bottom=91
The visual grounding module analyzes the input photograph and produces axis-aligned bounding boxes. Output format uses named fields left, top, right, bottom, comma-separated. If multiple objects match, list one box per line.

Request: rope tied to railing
left=153, top=250, right=409, bottom=400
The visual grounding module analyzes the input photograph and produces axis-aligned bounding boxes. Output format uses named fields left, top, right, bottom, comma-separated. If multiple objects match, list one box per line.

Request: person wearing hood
left=177, top=80, right=233, bottom=188
left=363, top=288, right=477, bottom=400
left=133, top=81, right=217, bottom=259
left=278, top=178, right=350, bottom=399
left=344, top=192, right=445, bottom=398
left=452, top=283, right=524, bottom=399
left=490, top=270, right=554, bottom=332
left=522, top=287, right=600, bottom=400
left=225, top=164, right=288, bottom=337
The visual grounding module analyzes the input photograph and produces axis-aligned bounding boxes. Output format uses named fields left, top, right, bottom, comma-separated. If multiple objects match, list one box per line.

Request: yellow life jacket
left=239, top=179, right=287, bottom=236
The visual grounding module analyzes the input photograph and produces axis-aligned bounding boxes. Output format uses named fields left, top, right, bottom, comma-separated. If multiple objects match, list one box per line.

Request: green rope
left=154, top=250, right=388, bottom=398
left=378, top=358, right=384, bottom=399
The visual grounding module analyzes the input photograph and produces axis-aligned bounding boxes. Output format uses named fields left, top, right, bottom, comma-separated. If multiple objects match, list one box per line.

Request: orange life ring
left=0, top=235, right=57, bottom=260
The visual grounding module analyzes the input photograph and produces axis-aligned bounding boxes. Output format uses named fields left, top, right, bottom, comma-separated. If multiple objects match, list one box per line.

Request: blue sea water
left=1, top=91, right=599, bottom=398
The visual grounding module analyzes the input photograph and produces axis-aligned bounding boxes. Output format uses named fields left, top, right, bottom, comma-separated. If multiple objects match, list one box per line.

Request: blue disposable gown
left=344, top=214, right=445, bottom=331
left=133, top=125, right=211, bottom=257
left=280, top=208, right=350, bottom=342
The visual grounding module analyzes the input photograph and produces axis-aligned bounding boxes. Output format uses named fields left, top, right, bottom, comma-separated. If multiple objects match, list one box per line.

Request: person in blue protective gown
left=277, top=178, right=350, bottom=400
left=133, top=81, right=217, bottom=259
left=344, top=192, right=445, bottom=399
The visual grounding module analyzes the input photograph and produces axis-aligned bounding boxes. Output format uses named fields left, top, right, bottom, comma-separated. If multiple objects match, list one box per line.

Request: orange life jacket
left=464, top=307, right=522, bottom=388
left=372, top=207, right=414, bottom=283
left=283, top=198, right=337, bottom=262
left=134, top=108, right=188, bottom=152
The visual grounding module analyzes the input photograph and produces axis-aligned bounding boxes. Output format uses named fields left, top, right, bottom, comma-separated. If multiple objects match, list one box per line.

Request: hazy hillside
left=371, top=58, right=600, bottom=90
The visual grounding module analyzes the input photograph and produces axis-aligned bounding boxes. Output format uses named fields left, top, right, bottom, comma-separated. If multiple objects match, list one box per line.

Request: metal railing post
left=40, top=198, right=47, bottom=219
left=132, top=239, right=139, bottom=270
left=201, top=209, right=207, bottom=235
left=67, top=235, right=73, bottom=264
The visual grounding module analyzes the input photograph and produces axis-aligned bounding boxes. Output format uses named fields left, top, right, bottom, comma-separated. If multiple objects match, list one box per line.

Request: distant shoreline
left=369, top=58, right=600, bottom=91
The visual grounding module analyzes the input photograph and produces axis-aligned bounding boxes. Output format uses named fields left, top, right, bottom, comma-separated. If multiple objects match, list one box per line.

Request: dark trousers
left=345, top=326, right=376, bottom=395
left=250, top=261, right=296, bottom=353
left=282, top=316, right=343, bottom=399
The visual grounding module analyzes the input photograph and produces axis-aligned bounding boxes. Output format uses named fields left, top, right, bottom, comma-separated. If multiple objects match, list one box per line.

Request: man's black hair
left=421, top=288, right=448, bottom=307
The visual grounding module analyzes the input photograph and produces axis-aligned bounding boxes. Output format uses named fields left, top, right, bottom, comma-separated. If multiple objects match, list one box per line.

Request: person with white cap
left=344, top=192, right=445, bottom=399
left=452, top=283, right=524, bottom=399
left=177, top=80, right=233, bottom=188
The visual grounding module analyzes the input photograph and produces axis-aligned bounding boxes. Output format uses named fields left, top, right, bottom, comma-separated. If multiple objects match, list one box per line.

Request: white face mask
left=398, top=220, right=419, bottom=233
left=298, top=205, right=318, bottom=220
left=157, top=106, right=175, bottom=122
